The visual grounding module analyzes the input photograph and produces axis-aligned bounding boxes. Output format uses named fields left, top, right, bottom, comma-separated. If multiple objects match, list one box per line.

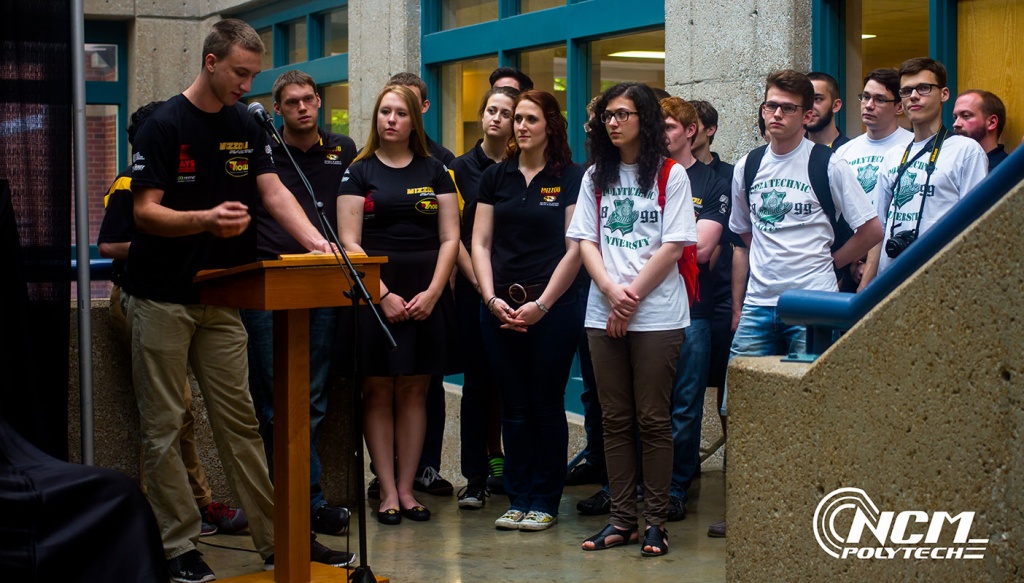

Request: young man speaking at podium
left=123, top=18, right=348, bottom=582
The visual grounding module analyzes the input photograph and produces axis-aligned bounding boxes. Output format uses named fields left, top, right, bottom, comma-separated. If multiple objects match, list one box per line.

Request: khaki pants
left=110, top=285, right=213, bottom=509
left=587, top=327, right=683, bottom=529
left=127, top=296, right=274, bottom=560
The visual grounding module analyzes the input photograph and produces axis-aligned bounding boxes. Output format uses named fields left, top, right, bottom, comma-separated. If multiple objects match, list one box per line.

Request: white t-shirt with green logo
left=835, top=127, right=912, bottom=208
left=874, top=133, right=988, bottom=274
left=567, top=161, right=697, bottom=331
left=730, top=138, right=877, bottom=306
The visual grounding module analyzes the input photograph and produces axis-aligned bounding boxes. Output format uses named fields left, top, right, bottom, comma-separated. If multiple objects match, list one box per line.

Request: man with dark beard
left=806, top=72, right=849, bottom=149
left=953, top=89, right=1008, bottom=170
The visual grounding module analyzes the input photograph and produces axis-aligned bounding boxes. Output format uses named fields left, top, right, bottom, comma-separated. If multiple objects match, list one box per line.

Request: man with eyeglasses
left=239, top=70, right=358, bottom=541
left=861, top=57, right=988, bottom=283
left=725, top=69, right=881, bottom=412
left=805, top=72, right=850, bottom=149
left=953, top=89, right=1009, bottom=171
left=834, top=69, right=913, bottom=289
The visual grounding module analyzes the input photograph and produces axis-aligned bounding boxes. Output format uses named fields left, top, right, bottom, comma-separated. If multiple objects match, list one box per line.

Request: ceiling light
left=608, top=51, right=665, bottom=60
left=861, top=34, right=877, bottom=39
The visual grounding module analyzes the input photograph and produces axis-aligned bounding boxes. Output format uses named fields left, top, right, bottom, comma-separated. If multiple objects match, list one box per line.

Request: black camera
left=885, top=229, right=917, bottom=258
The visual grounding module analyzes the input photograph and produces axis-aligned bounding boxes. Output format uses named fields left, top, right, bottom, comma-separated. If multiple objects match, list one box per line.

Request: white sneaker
left=519, top=510, right=557, bottom=531
left=494, top=509, right=525, bottom=530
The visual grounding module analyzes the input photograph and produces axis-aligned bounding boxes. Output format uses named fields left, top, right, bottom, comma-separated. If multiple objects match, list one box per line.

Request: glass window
left=521, top=0, right=564, bottom=15
left=845, top=0, right=928, bottom=134
left=285, top=19, right=308, bottom=64
left=439, top=56, right=499, bottom=156
left=323, top=7, right=349, bottom=56
left=84, top=44, right=117, bottom=82
left=589, top=29, right=665, bottom=100
left=520, top=44, right=568, bottom=112
left=80, top=104, right=120, bottom=298
left=258, top=28, right=274, bottom=70
left=321, top=83, right=351, bottom=137
left=441, top=0, right=498, bottom=31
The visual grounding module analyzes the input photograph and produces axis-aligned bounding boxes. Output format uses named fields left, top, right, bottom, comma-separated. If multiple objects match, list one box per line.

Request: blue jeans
left=480, top=295, right=581, bottom=515
left=721, top=304, right=806, bottom=415
left=670, top=317, right=711, bottom=500
left=575, top=285, right=606, bottom=477
left=240, top=308, right=338, bottom=510
left=455, top=276, right=497, bottom=480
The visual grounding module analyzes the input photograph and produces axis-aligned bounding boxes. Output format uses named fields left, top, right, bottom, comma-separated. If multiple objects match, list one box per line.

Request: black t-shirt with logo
left=708, top=153, right=742, bottom=318
left=686, top=161, right=730, bottom=319
left=450, top=140, right=497, bottom=249
left=253, top=130, right=356, bottom=259
left=337, top=154, right=457, bottom=252
left=477, top=157, right=584, bottom=287
left=125, top=94, right=276, bottom=304
left=97, top=167, right=133, bottom=287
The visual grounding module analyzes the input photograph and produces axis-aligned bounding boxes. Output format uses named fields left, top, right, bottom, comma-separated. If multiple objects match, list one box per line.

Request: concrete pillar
left=348, top=0, right=422, bottom=143
left=664, top=0, right=812, bottom=164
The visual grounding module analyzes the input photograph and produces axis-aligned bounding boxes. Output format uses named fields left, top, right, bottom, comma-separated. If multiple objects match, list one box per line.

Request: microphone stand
left=266, top=120, right=393, bottom=583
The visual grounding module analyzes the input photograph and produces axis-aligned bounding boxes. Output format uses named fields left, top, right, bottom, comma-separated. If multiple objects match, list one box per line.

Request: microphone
left=247, top=102, right=281, bottom=145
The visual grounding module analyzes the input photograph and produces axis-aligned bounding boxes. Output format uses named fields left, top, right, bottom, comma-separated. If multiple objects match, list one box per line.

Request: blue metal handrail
left=70, top=257, right=114, bottom=281
left=778, top=145, right=1024, bottom=356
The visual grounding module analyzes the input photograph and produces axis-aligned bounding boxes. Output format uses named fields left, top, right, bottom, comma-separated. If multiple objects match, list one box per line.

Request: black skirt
left=338, top=247, right=457, bottom=377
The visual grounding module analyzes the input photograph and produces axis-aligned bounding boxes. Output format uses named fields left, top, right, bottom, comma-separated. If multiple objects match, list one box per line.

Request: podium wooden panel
left=195, top=255, right=386, bottom=583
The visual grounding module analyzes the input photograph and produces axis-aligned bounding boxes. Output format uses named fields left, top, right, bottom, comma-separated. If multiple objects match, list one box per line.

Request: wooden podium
left=195, top=255, right=386, bottom=583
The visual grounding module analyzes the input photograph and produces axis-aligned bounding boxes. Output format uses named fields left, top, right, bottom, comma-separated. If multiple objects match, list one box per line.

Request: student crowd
left=98, top=18, right=1006, bottom=582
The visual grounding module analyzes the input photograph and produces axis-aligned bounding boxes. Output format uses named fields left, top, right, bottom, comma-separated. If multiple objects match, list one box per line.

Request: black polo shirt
left=477, top=156, right=584, bottom=287
left=450, top=140, right=497, bottom=249
left=126, top=94, right=275, bottom=304
left=426, top=135, right=455, bottom=167
left=988, top=144, right=1008, bottom=171
left=253, top=129, right=356, bottom=259
left=337, top=154, right=456, bottom=252
left=687, top=161, right=730, bottom=319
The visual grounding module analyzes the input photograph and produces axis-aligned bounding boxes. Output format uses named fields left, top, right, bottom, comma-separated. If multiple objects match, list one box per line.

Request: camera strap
left=889, top=125, right=949, bottom=237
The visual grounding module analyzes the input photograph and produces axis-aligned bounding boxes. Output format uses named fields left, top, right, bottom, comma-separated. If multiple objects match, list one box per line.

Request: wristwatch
left=534, top=300, right=549, bottom=314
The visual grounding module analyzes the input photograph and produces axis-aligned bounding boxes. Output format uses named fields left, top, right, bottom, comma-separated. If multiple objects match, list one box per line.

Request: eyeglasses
left=857, top=93, right=898, bottom=105
left=898, top=83, right=941, bottom=98
left=761, top=101, right=804, bottom=116
left=600, top=110, right=638, bottom=124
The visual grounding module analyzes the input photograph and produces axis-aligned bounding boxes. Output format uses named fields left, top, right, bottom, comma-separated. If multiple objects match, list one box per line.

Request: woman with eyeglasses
left=567, top=82, right=697, bottom=557
left=336, top=84, right=460, bottom=526
left=449, top=85, right=519, bottom=508
left=472, top=90, right=584, bottom=532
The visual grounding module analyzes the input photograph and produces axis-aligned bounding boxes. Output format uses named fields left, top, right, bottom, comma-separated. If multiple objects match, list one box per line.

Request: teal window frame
left=85, top=21, right=128, bottom=166
left=235, top=0, right=349, bottom=129
left=812, top=0, right=958, bottom=130
left=421, top=0, right=665, bottom=163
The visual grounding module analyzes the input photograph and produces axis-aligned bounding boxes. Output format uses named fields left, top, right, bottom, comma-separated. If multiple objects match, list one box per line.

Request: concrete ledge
left=726, top=181, right=1024, bottom=581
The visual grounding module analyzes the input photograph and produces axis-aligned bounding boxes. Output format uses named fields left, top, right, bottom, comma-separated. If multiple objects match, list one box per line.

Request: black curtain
left=0, top=1, right=73, bottom=460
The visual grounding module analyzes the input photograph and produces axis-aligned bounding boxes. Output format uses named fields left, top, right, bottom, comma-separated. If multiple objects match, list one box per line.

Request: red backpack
left=594, top=158, right=700, bottom=305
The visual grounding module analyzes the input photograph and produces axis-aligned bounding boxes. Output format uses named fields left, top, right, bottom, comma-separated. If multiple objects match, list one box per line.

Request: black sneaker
left=576, top=489, right=611, bottom=515
left=367, top=477, right=380, bottom=500
left=312, top=504, right=350, bottom=535
left=263, top=536, right=356, bottom=571
left=457, top=479, right=489, bottom=509
left=413, top=466, right=454, bottom=496
left=486, top=455, right=505, bottom=495
left=199, top=519, right=217, bottom=537
left=565, top=462, right=602, bottom=486
left=667, top=495, right=687, bottom=522
left=167, top=549, right=215, bottom=583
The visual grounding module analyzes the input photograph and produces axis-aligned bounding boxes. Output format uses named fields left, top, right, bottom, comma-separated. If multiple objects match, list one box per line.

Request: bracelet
left=534, top=300, right=549, bottom=314
left=381, top=291, right=391, bottom=301
left=486, top=296, right=498, bottom=310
